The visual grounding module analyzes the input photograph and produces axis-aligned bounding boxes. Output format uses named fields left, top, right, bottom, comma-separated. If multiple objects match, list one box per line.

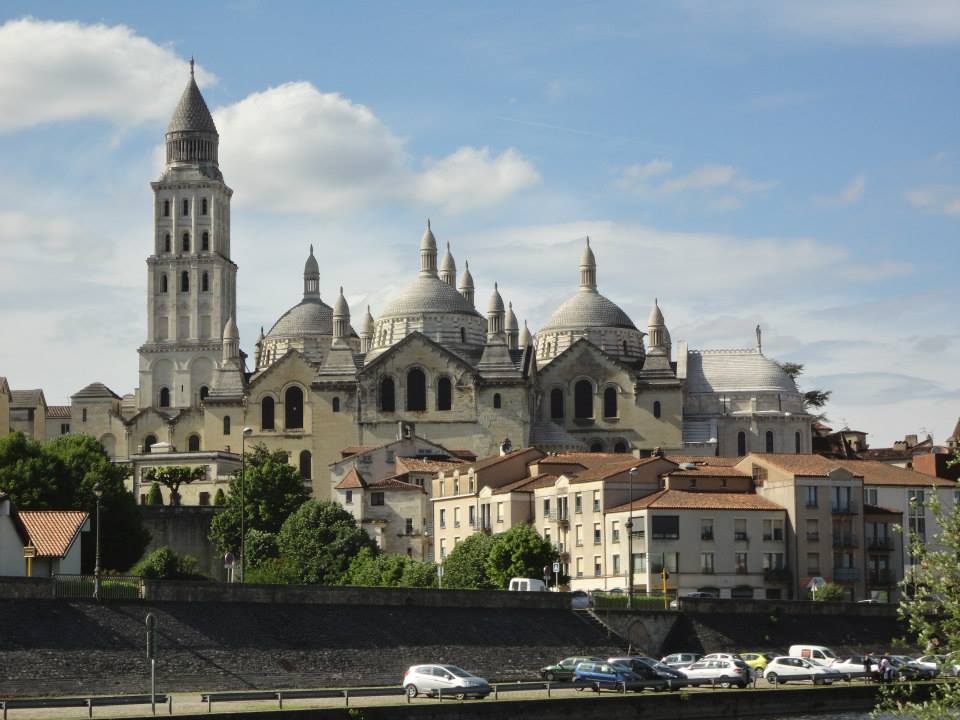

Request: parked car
left=681, top=659, right=749, bottom=688
left=739, top=652, right=771, bottom=672
left=573, top=661, right=645, bottom=690
left=508, top=577, right=547, bottom=591
left=403, top=665, right=490, bottom=699
left=764, top=656, right=840, bottom=685
left=888, top=655, right=936, bottom=680
left=668, top=591, right=718, bottom=609
left=832, top=655, right=876, bottom=680
left=608, top=656, right=685, bottom=686
left=788, top=645, right=838, bottom=665
left=661, top=652, right=702, bottom=669
left=915, top=655, right=944, bottom=675
left=570, top=590, right=592, bottom=609
left=540, top=656, right=605, bottom=681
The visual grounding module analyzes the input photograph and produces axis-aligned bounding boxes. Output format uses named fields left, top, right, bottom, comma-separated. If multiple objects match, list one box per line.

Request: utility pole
left=627, top=467, right=637, bottom=609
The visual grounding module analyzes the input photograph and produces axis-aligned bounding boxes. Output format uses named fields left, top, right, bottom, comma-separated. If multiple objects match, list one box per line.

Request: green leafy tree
left=132, top=545, right=203, bottom=579
left=244, top=529, right=279, bottom=568
left=777, top=362, right=832, bottom=419
left=146, top=482, right=163, bottom=506
left=810, top=582, right=847, bottom=601
left=400, top=558, right=438, bottom=588
left=485, top=523, right=558, bottom=589
left=244, top=557, right=297, bottom=584
left=883, top=472, right=960, bottom=719
left=345, top=548, right=437, bottom=588
left=0, top=433, right=149, bottom=571
left=441, top=532, right=496, bottom=589
left=277, top=500, right=377, bottom=584
left=143, top=466, right=206, bottom=506
left=213, top=488, right=226, bottom=506
left=208, top=444, right=309, bottom=556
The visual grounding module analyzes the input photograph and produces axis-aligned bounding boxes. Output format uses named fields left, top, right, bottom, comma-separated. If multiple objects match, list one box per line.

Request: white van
left=789, top=645, right=838, bottom=665
left=508, top=578, right=547, bottom=592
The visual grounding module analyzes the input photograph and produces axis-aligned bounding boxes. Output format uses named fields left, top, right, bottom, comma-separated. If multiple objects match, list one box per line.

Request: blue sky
left=0, top=1, right=957, bottom=445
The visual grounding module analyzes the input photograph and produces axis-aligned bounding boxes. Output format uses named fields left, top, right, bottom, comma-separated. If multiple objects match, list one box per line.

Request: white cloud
left=0, top=18, right=212, bottom=133
left=214, top=82, right=538, bottom=215
left=906, top=185, right=960, bottom=216
left=616, top=159, right=774, bottom=209
left=816, top=174, right=866, bottom=206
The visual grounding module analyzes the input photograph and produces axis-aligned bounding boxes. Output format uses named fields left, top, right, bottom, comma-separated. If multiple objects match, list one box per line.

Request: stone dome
left=266, top=297, right=333, bottom=338
left=540, top=290, right=637, bottom=332
left=380, top=275, right=482, bottom=318
left=685, top=349, right=800, bottom=395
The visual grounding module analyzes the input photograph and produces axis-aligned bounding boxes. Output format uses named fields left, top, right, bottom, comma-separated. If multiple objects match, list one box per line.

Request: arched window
left=201, top=272, right=209, bottom=292
left=460, top=327, right=466, bottom=343
left=158, top=387, right=170, bottom=407
left=653, top=400, right=661, bottom=419
left=590, top=442, right=603, bottom=452
left=614, top=441, right=627, bottom=453
left=795, top=431, right=802, bottom=454
left=188, top=434, right=200, bottom=452
left=332, top=397, right=341, bottom=413
left=299, top=450, right=312, bottom=479
left=162, top=200, right=170, bottom=217
left=622, top=340, right=628, bottom=355
left=201, top=198, right=208, bottom=215
left=223, top=416, right=231, bottom=435
left=406, top=369, right=426, bottom=411
left=737, top=431, right=747, bottom=457
left=160, top=274, right=168, bottom=293
left=261, top=397, right=275, bottom=430
left=550, top=388, right=564, bottom=419
left=182, top=198, right=189, bottom=216
left=164, top=234, right=171, bottom=252
left=493, top=393, right=502, bottom=409
left=144, top=435, right=157, bottom=453
left=201, top=231, right=209, bottom=251
left=285, top=386, right=304, bottom=429
left=199, top=386, right=209, bottom=402
left=437, top=377, right=452, bottom=411
left=380, top=378, right=395, bottom=412
left=182, top=232, right=190, bottom=252
left=765, top=430, right=774, bottom=453
left=603, top=387, right=618, bottom=418
left=574, top=380, right=593, bottom=419
left=180, top=271, right=189, bottom=292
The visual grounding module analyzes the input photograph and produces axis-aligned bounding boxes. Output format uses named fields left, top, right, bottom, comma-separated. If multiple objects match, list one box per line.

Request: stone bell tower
left=137, top=60, right=238, bottom=410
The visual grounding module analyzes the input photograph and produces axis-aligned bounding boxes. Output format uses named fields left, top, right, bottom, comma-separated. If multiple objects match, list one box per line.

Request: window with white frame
left=575, top=524, right=583, bottom=546
left=701, top=552, right=715, bottom=574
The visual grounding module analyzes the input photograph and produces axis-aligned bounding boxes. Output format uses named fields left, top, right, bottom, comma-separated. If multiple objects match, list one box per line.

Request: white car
left=661, top=653, right=701, bottom=669
left=764, top=656, right=840, bottom=685
left=916, top=655, right=946, bottom=675
left=402, top=665, right=491, bottom=699
left=831, top=655, right=876, bottom=679
left=681, top=659, right=749, bottom=688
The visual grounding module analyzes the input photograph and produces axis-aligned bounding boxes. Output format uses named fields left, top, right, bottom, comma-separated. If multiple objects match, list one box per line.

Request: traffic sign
left=224, top=552, right=235, bottom=566
left=552, top=562, right=561, bottom=574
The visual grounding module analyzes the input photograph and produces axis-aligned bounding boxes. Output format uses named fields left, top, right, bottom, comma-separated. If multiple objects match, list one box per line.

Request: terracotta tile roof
left=493, top=474, right=560, bottom=494
left=340, top=446, right=378, bottom=459
left=538, top=452, right=630, bottom=469
left=448, top=449, right=478, bottom=461
left=666, top=465, right=750, bottom=478
left=750, top=453, right=866, bottom=478
left=607, top=490, right=785, bottom=513
left=10, top=389, right=44, bottom=407
left=756, top=454, right=955, bottom=487
left=566, top=456, right=669, bottom=484
left=464, top=447, right=545, bottom=474
left=45, top=406, right=71, bottom=419
left=395, top=457, right=464, bottom=474
left=18, top=511, right=89, bottom=558
left=664, top=455, right=741, bottom=467
left=334, top=467, right=368, bottom=490
left=368, top=477, right=425, bottom=492
left=71, top=382, right=121, bottom=400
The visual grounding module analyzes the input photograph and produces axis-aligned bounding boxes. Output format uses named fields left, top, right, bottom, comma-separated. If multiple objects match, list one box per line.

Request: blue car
left=573, top=661, right=645, bottom=691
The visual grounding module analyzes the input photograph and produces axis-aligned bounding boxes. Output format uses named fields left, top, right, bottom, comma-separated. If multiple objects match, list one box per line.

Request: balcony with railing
left=548, top=510, right=569, bottom=528
left=833, top=567, right=859, bottom=582
left=868, top=537, right=894, bottom=551
left=831, top=501, right=858, bottom=515
left=701, top=531, right=714, bottom=541
left=734, top=532, right=749, bottom=542
left=763, top=567, right=791, bottom=582
left=868, top=569, right=893, bottom=586
left=832, top=534, right=859, bottom=549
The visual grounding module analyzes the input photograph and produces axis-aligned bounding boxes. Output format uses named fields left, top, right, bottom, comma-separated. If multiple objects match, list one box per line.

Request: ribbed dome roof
left=540, top=290, right=637, bottom=331
left=380, top=275, right=481, bottom=318
left=459, top=261, right=475, bottom=289
left=686, top=349, right=799, bottom=394
left=420, top=221, right=437, bottom=251
left=266, top=297, right=333, bottom=338
left=440, top=242, right=456, bottom=272
left=166, top=69, right=218, bottom=136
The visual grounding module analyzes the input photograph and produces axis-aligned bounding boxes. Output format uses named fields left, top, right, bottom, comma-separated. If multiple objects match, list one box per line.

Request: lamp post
left=93, top=482, right=103, bottom=601
left=239, top=427, right=253, bottom=583
left=626, top=467, right=637, bottom=610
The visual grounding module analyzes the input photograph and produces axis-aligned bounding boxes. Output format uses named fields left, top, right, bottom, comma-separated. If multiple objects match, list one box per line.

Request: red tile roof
left=664, top=455, right=741, bottom=467
left=666, top=465, right=750, bottom=478
left=462, top=447, right=545, bottom=474
left=18, top=511, right=89, bottom=558
left=607, top=489, right=784, bottom=513
left=395, top=457, right=464, bottom=474
left=368, top=478, right=425, bottom=493
left=340, top=446, right=378, bottom=459
left=749, top=454, right=866, bottom=478
left=334, top=467, right=368, bottom=490
left=493, top=474, right=560, bottom=494
left=566, top=456, right=670, bottom=484
left=45, top=405, right=71, bottom=419
left=753, top=454, right=956, bottom=487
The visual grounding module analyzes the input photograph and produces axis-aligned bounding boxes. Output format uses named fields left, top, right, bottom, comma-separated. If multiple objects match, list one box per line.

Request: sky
left=0, top=1, right=957, bottom=447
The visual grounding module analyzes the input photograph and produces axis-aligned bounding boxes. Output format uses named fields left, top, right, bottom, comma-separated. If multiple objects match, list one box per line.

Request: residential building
left=0, top=493, right=90, bottom=577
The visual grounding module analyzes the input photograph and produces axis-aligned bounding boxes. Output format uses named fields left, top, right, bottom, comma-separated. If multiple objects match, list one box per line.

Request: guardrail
left=1, top=694, right=170, bottom=719
left=52, top=574, right=144, bottom=600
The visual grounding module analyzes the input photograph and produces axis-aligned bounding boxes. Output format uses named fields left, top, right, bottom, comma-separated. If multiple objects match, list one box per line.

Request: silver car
left=403, top=664, right=491, bottom=699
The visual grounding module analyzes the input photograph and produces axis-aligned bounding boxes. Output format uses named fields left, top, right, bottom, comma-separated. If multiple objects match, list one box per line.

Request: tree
left=810, top=582, right=846, bottom=601
left=343, top=548, right=438, bottom=588
left=277, top=500, right=377, bottom=584
left=143, top=466, right=206, bottom=506
left=777, top=362, right=832, bottom=419
left=400, top=558, right=438, bottom=588
left=0, top=433, right=149, bottom=572
left=485, top=524, right=558, bottom=589
left=244, top=529, right=279, bottom=568
left=883, top=467, right=960, bottom=719
left=213, top=488, right=226, bottom=506
left=132, top=545, right=203, bottom=579
left=208, top=444, right=309, bottom=556
left=441, top=533, right=496, bottom=589
left=146, top=482, right=163, bottom=506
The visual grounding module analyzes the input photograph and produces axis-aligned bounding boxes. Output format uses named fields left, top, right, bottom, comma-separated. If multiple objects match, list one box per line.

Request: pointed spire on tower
left=458, top=259, right=475, bottom=308
left=440, top=241, right=457, bottom=286
left=646, top=298, right=671, bottom=359
left=487, top=282, right=506, bottom=337
left=419, top=219, right=438, bottom=276
left=579, top=236, right=597, bottom=291
left=359, top=304, right=375, bottom=354
left=303, top=245, right=320, bottom=297
left=506, top=301, right=520, bottom=350
left=333, top=286, right=350, bottom=340
left=519, top=320, right=532, bottom=348
left=190, top=56, right=195, bottom=77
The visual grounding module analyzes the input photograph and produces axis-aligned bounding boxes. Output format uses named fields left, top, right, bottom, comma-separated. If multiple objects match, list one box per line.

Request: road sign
left=552, top=562, right=560, bottom=574
left=224, top=552, right=235, bottom=567
left=145, top=613, right=157, bottom=659
left=806, top=576, right=827, bottom=590
left=23, top=546, right=36, bottom=559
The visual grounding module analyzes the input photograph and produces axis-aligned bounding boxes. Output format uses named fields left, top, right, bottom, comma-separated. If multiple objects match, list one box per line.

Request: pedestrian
left=864, top=653, right=874, bottom=679
left=879, top=656, right=892, bottom=682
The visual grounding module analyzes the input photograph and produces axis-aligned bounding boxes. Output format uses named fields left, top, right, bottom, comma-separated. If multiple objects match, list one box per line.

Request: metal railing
left=831, top=502, right=858, bottom=515
left=868, top=570, right=893, bottom=585
left=868, top=538, right=894, bottom=551
left=834, top=567, right=860, bottom=581
left=53, top=575, right=144, bottom=601
left=833, top=535, right=859, bottom=549
left=763, top=567, right=791, bottom=581
left=1, top=695, right=169, bottom=719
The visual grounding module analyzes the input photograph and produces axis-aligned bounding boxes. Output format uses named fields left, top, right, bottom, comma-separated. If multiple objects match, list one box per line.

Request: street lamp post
left=626, top=467, right=637, bottom=610
left=239, top=427, right=253, bottom=583
left=93, top=483, right=103, bottom=601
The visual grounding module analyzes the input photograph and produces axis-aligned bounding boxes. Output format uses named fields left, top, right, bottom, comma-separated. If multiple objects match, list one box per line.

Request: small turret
left=222, top=316, right=240, bottom=361
left=419, top=219, right=438, bottom=277
left=333, top=287, right=350, bottom=340
left=506, top=302, right=519, bottom=350
left=439, top=242, right=457, bottom=286
left=519, top=320, right=532, bottom=348
left=579, top=237, right=597, bottom=291
left=359, top=305, right=375, bottom=354
left=254, top=325, right=265, bottom=368
left=304, top=245, right=320, bottom=297
left=487, top=283, right=505, bottom=337
left=646, top=298, right=671, bottom=358
left=459, top=260, right=475, bottom=308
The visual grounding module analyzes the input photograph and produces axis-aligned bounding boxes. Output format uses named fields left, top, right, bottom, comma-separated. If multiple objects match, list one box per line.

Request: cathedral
left=65, top=67, right=813, bottom=502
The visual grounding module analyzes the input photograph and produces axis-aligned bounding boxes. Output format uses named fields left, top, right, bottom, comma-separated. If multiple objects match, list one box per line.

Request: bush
left=213, top=488, right=226, bottom=506
left=132, top=545, right=205, bottom=580
left=147, top=483, right=163, bottom=505
left=810, top=582, right=847, bottom=601
left=243, top=557, right=297, bottom=584
left=244, top=529, right=279, bottom=568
